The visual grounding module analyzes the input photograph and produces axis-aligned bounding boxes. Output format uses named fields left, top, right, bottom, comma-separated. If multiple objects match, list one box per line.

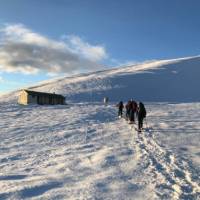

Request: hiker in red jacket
left=129, top=100, right=138, bottom=124
left=125, top=100, right=131, bottom=120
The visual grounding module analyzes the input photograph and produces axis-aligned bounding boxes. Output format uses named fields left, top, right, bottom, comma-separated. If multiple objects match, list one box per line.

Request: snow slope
left=2, top=55, right=200, bottom=103
left=0, top=56, right=200, bottom=199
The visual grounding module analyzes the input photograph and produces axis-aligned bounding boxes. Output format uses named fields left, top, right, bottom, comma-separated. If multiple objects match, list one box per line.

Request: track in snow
left=0, top=102, right=200, bottom=200
left=128, top=122, right=200, bottom=200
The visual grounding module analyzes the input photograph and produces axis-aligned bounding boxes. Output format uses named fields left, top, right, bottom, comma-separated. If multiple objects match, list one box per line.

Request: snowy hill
left=2, top=55, right=200, bottom=103
left=0, top=56, right=200, bottom=199
left=1, top=55, right=200, bottom=103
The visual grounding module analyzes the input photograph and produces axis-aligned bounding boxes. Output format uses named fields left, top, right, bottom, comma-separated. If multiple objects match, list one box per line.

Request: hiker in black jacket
left=137, top=102, right=146, bottom=131
left=117, top=101, right=124, bottom=118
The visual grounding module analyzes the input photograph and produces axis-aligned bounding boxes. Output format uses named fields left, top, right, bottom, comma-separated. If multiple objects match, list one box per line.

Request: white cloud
left=0, top=24, right=108, bottom=75
left=64, top=35, right=107, bottom=62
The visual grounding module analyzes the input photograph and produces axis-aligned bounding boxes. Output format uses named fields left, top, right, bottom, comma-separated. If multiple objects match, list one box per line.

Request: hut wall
left=18, top=90, right=65, bottom=105
left=28, top=93, right=37, bottom=104
left=18, top=91, right=28, bottom=105
left=40, top=96, right=45, bottom=104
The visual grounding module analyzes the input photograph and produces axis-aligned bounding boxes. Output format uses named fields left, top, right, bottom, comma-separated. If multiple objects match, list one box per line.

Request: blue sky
left=0, top=0, right=200, bottom=93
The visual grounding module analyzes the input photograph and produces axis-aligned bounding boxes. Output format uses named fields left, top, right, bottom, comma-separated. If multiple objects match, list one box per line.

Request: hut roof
left=24, top=90, right=65, bottom=99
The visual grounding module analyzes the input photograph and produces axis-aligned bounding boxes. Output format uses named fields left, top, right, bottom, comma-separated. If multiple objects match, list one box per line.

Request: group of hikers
left=117, top=100, right=146, bottom=132
left=103, top=97, right=147, bottom=132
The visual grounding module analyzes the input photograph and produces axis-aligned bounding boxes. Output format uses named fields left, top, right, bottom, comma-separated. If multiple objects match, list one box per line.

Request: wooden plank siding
left=18, top=90, right=65, bottom=105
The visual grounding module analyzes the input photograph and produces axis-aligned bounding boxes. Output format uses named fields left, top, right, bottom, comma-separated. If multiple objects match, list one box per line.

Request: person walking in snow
left=103, top=97, right=109, bottom=106
left=129, top=100, right=138, bottom=124
left=117, top=101, right=124, bottom=118
left=125, top=100, right=131, bottom=120
left=137, top=102, right=146, bottom=131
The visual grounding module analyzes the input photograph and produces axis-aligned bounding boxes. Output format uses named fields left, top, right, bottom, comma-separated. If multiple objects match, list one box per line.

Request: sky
left=0, top=0, right=200, bottom=93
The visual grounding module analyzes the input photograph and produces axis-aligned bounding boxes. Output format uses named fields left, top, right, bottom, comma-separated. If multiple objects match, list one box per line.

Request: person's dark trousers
left=130, top=110, right=135, bottom=122
left=118, top=109, right=123, bottom=117
left=126, top=110, right=130, bottom=119
left=138, top=116, right=143, bottom=130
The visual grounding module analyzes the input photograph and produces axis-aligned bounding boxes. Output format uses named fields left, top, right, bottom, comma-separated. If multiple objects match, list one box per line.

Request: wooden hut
left=18, top=90, right=65, bottom=105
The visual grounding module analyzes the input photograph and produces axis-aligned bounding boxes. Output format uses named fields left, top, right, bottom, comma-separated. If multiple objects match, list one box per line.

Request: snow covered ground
left=0, top=102, right=200, bottom=199
left=0, top=56, right=200, bottom=199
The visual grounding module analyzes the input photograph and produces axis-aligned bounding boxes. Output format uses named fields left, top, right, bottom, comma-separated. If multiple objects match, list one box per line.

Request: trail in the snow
left=0, top=102, right=200, bottom=199
left=128, top=122, right=200, bottom=200
left=0, top=103, right=151, bottom=199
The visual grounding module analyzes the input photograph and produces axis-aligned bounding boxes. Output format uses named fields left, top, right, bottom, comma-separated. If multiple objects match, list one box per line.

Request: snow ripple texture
left=132, top=124, right=200, bottom=199
left=0, top=102, right=200, bottom=199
